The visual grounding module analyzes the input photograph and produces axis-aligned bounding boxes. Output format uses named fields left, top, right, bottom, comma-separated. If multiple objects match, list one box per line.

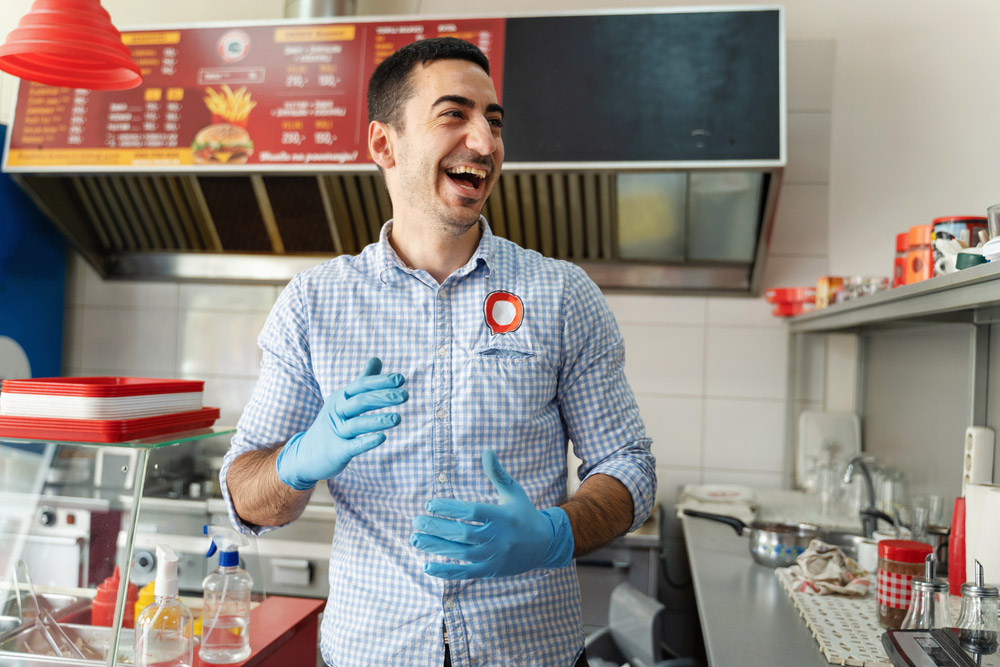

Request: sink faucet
left=843, top=455, right=893, bottom=538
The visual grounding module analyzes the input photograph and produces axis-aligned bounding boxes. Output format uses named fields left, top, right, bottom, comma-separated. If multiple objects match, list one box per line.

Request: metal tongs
left=13, top=560, right=50, bottom=620
left=13, top=560, right=99, bottom=660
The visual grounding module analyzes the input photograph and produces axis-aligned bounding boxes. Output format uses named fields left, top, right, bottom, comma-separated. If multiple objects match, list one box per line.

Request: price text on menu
left=4, top=18, right=505, bottom=170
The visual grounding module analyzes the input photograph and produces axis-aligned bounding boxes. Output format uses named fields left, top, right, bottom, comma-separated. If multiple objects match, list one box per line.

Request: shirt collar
left=376, top=217, right=496, bottom=285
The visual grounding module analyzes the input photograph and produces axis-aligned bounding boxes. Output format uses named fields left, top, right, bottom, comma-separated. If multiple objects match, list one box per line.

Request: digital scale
left=884, top=629, right=1000, bottom=667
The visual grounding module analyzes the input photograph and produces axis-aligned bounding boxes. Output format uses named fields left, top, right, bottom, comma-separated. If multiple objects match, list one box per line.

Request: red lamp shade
left=0, top=0, right=142, bottom=91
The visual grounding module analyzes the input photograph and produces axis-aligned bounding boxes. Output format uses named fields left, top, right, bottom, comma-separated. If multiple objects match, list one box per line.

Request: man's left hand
left=409, top=449, right=574, bottom=579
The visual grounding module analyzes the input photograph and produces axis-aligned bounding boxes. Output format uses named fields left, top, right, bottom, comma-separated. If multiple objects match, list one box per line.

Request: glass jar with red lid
left=932, top=216, right=987, bottom=248
left=878, top=539, right=934, bottom=628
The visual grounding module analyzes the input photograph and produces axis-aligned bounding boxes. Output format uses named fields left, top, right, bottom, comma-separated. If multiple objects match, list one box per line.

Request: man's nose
left=466, top=116, right=497, bottom=155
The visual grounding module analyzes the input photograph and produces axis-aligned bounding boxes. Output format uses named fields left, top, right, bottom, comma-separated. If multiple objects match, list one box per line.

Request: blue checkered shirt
left=221, top=219, right=655, bottom=667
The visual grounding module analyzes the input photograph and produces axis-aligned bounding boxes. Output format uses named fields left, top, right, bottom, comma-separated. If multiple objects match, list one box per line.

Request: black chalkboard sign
left=501, top=10, right=781, bottom=163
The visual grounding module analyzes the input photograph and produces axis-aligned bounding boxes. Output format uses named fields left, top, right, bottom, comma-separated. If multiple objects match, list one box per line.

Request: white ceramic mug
left=857, top=538, right=879, bottom=572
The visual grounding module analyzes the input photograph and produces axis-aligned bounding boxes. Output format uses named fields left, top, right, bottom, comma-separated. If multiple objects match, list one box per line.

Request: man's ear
left=368, top=121, right=395, bottom=170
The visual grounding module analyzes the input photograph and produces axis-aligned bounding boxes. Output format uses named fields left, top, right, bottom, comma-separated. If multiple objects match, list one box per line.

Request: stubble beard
left=436, top=202, right=485, bottom=238
left=397, top=148, right=496, bottom=238
left=421, top=176, right=494, bottom=240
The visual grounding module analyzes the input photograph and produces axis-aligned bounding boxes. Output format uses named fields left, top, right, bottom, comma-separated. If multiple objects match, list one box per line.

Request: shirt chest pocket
left=455, top=346, right=558, bottom=438
left=474, top=346, right=538, bottom=361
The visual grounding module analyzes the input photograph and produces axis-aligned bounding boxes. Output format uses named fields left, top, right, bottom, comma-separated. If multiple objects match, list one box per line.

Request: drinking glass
left=817, top=462, right=844, bottom=519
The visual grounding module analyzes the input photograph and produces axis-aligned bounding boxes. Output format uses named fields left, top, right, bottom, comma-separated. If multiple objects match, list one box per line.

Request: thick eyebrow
left=432, top=95, right=505, bottom=118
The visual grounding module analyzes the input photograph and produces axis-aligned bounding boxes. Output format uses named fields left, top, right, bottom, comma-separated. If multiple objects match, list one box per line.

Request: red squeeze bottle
left=949, top=497, right=967, bottom=596
left=91, top=566, right=139, bottom=628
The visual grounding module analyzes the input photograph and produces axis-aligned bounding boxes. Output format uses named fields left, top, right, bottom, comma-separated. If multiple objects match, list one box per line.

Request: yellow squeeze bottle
left=135, top=581, right=155, bottom=622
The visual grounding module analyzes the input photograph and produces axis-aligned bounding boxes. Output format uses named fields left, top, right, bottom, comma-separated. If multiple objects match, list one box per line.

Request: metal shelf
left=788, top=261, right=1000, bottom=334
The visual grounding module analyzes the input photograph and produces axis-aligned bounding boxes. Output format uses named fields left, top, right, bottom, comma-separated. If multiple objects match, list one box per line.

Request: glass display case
left=0, top=427, right=235, bottom=667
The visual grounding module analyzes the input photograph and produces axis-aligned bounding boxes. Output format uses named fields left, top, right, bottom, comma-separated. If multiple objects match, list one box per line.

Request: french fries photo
left=203, top=84, right=257, bottom=125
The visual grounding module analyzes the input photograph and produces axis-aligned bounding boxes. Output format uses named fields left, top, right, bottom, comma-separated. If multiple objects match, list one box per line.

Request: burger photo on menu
left=192, top=85, right=257, bottom=165
left=191, top=123, right=254, bottom=164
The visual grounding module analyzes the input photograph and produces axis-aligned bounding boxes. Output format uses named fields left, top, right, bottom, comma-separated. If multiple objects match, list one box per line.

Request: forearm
left=560, top=473, right=634, bottom=557
left=226, top=447, right=312, bottom=528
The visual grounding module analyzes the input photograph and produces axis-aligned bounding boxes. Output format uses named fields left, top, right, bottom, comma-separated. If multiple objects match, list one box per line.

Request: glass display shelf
left=0, top=426, right=236, bottom=449
left=0, top=426, right=236, bottom=666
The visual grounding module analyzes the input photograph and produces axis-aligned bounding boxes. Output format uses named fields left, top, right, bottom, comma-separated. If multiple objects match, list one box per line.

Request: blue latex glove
left=409, top=449, right=574, bottom=579
left=276, top=357, right=408, bottom=490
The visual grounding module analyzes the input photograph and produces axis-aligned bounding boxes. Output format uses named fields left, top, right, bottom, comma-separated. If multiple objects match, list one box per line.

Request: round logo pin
left=484, top=291, right=523, bottom=335
left=218, top=30, right=251, bottom=63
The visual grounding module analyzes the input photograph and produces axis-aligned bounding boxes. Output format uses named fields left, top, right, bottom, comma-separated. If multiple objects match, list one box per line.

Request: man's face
left=385, top=58, right=504, bottom=236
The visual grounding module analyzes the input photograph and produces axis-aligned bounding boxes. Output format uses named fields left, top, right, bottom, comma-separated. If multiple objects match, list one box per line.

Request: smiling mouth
left=445, top=165, right=487, bottom=191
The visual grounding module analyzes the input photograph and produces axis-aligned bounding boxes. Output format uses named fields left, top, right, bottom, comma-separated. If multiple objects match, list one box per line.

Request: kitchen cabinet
left=786, top=260, right=1000, bottom=501
left=577, top=506, right=662, bottom=632
left=0, top=427, right=234, bottom=666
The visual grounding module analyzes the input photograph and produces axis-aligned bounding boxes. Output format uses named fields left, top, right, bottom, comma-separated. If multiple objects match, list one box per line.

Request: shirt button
left=437, top=472, right=448, bottom=483
left=438, top=291, right=447, bottom=300
left=436, top=408, right=447, bottom=420
left=444, top=598, right=456, bottom=610
left=436, top=346, right=447, bottom=357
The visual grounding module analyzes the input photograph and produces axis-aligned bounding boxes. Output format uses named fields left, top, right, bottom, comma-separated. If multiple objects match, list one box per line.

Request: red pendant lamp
left=0, top=0, right=142, bottom=91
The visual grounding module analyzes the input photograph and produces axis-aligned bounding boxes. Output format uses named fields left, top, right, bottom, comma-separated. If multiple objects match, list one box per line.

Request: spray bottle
left=134, top=544, right=194, bottom=667
left=200, top=525, right=253, bottom=663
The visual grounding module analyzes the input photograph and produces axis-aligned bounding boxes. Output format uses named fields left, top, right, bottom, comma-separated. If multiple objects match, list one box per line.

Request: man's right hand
left=276, top=357, right=408, bottom=490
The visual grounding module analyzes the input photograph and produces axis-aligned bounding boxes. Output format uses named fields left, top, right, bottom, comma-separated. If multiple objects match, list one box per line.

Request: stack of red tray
left=764, top=286, right=817, bottom=317
left=0, top=377, right=219, bottom=443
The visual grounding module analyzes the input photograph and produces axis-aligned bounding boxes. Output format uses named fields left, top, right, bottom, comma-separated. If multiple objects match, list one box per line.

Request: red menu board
left=3, top=18, right=505, bottom=171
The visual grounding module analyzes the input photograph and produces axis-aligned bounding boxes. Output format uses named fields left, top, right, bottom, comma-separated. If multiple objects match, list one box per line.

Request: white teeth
left=446, top=165, right=487, bottom=178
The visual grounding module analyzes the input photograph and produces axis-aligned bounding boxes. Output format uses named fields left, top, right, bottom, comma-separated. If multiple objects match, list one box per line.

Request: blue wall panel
left=0, top=124, right=66, bottom=379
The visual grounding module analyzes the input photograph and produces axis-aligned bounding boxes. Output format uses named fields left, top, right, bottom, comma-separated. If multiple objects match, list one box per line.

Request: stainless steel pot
left=682, top=509, right=822, bottom=567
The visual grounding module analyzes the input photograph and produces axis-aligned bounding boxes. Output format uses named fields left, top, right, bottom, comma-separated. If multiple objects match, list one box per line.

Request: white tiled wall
left=59, top=39, right=837, bottom=540
left=62, top=256, right=280, bottom=436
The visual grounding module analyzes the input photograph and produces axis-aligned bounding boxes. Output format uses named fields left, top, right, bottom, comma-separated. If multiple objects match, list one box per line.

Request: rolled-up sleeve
left=557, top=264, right=656, bottom=533
left=219, top=275, right=325, bottom=536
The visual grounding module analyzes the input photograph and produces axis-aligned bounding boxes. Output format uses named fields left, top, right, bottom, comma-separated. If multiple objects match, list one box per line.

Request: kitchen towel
left=783, top=539, right=870, bottom=596
left=964, top=483, right=1000, bottom=585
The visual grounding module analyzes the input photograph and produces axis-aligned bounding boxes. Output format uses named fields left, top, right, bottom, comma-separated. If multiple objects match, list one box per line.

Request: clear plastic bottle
left=200, top=525, right=253, bottom=663
left=134, top=545, right=194, bottom=667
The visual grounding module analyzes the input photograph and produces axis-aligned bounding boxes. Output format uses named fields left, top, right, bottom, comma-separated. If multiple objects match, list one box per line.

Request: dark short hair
left=367, top=37, right=490, bottom=129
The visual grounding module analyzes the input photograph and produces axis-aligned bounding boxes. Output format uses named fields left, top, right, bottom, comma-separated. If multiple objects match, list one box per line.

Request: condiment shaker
left=956, top=560, right=999, bottom=650
left=901, top=553, right=951, bottom=630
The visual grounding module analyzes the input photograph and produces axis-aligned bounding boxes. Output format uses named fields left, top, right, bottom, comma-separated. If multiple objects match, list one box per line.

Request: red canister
left=905, top=225, right=935, bottom=284
left=877, top=539, right=933, bottom=628
left=949, top=497, right=967, bottom=596
left=892, top=233, right=908, bottom=288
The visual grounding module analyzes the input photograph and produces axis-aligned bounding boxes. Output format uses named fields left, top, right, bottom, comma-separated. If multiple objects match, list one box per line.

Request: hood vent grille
left=17, top=170, right=766, bottom=293
left=22, top=171, right=617, bottom=260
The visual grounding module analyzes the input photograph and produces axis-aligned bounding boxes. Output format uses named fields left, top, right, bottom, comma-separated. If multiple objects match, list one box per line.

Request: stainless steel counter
left=682, top=513, right=831, bottom=666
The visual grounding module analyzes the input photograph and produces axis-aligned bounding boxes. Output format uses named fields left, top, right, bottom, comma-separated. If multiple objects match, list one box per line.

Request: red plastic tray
left=771, top=302, right=814, bottom=317
left=0, top=377, right=204, bottom=397
left=0, top=407, right=220, bottom=443
left=765, top=287, right=817, bottom=304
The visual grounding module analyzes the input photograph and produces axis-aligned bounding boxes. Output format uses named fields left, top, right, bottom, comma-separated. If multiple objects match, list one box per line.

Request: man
left=222, top=37, right=655, bottom=667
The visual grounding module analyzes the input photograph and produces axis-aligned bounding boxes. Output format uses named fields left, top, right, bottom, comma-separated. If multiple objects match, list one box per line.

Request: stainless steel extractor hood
left=3, top=8, right=785, bottom=294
